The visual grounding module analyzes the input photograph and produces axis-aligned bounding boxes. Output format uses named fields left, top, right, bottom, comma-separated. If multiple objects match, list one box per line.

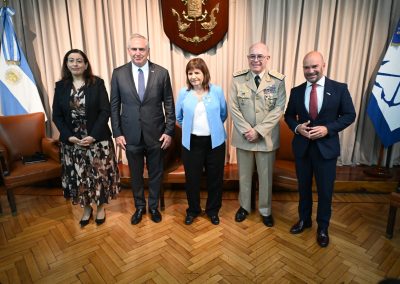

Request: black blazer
left=52, top=76, right=112, bottom=143
left=284, top=77, right=356, bottom=160
left=110, top=61, right=175, bottom=146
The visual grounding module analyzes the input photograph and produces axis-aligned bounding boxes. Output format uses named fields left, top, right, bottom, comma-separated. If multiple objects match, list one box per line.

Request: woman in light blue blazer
left=176, top=58, right=227, bottom=225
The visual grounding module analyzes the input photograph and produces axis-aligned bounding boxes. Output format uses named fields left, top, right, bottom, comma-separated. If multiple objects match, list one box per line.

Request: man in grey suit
left=111, top=33, right=175, bottom=224
left=229, top=42, right=286, bottom=227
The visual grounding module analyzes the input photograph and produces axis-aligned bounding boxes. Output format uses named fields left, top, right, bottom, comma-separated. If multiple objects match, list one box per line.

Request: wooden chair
left=386, top=185, right=400, bottom=239
left=0, top=112, right=61, bottom=215
left=273, top=117, right=297, bottom=190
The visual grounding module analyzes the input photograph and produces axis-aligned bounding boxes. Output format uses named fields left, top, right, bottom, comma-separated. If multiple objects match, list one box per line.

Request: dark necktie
left=309, top=83, right=318, bottom=119
left=138, top=68, right=145, bottom=101
left=255, top=75, right=261, bottom=88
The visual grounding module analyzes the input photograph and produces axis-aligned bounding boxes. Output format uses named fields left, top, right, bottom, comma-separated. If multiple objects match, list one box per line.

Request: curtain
left=5, top=0, right=400, bottom=166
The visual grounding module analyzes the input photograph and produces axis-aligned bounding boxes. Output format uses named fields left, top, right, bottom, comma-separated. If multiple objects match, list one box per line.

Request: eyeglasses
left=247, top=54, right=267, bottom=61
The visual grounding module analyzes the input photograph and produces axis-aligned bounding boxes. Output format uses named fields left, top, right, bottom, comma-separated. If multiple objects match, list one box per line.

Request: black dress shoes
left=262, top=215, right=274, bottom=227
left=317, top=229, right=329, bottom=247
left=185, top=215, right=195, bottom=225
left=235, top=207, right=248, bottom=222
left=210, top=215, right=220, bottom=225
left=95, top=209, right=106, bottom=225
left=131, top=208, right=146, bottom=225
left=150, top=209, right=162, bottom=223
left=80, top=208, right=93, bottom=227
left=290, top=220, right=312, bottom=234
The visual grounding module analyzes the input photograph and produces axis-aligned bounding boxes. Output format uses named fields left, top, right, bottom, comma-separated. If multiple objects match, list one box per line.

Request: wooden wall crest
left=161, top=0, right=229, bottom=55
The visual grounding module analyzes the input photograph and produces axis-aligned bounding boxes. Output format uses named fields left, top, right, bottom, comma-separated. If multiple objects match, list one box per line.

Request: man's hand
left=243, top=128, right=259, bottom=143
left=160, top=134, right=172, bottom=149
left=116, top=136, right=127, bottom=150
left=297, top=120, right=312, bottom=138
left=308, top=126, right=328, bottom=140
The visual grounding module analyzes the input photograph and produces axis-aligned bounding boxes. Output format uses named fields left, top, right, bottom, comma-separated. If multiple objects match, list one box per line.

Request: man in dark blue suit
left=110, top=33, right=175, bottom=225
left=284, top=51, right=356, bottom=247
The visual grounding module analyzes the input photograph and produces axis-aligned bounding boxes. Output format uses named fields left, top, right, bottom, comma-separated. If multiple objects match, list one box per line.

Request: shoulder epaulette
left=233, top=69, right=249, bottom=77
left=269, top=70, right=285, bottom=81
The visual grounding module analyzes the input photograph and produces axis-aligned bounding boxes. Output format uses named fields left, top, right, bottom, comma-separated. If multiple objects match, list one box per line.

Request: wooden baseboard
left=118, top=163, right=400, bottom=194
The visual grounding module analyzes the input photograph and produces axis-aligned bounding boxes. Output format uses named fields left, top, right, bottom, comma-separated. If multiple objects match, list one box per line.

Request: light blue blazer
left=176, top=84, right=227, bottom=150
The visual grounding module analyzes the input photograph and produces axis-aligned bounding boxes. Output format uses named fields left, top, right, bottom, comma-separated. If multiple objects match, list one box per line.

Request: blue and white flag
left=0, top=6, right=45, bottom=117
left=367, top=19, right=400, bottom=148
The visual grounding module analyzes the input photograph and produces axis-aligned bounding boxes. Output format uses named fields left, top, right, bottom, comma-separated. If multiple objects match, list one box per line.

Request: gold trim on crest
left=171, top=0, right=220, bottom=43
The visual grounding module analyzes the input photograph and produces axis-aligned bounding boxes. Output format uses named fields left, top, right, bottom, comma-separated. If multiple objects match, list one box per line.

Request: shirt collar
left=131, top=61, right=149, bottom=72
left=251, top=70, right=265, bottom=79
left=307, top=76, right=325, bottom=87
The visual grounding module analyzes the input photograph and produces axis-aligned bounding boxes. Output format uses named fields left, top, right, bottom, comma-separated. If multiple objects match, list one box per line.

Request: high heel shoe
left=95, top=209, right=106, bottom=225
left=79, top=208, right=93, bottom=227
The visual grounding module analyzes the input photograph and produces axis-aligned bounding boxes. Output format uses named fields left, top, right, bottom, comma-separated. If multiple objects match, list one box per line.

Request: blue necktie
left=138, top=68, right=145, bottom=101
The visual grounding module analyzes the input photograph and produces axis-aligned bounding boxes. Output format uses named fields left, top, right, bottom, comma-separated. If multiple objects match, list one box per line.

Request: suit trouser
left=126, top=139, right=164, bottom=210
left=295, top=142, right=337, bottom=230
left=237, top=148, right=275, bottom=216
left=182, top=135, right=225, bottom=217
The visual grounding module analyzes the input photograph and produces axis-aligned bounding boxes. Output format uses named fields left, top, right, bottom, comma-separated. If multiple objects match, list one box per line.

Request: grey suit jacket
left=110, top=61, right=175, bottom=146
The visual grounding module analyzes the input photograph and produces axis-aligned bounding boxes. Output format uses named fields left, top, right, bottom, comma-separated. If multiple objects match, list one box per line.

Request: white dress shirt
left=305, top=76, right=325, bottom=113
left=131, top=61, right=149, bottom=93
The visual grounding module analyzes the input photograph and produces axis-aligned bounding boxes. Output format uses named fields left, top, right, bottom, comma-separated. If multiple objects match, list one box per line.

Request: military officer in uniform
left=229, top=42, right=286, bottom=227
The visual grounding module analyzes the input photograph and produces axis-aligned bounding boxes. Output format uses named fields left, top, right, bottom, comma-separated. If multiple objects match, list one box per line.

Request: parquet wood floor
left=0, top=186, right=399, bottom=283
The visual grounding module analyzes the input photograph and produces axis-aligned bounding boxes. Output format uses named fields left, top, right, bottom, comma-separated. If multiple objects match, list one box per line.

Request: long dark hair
left=185, top=58, right=210, bottom=92
left=61, top=49, right=95, bottom=85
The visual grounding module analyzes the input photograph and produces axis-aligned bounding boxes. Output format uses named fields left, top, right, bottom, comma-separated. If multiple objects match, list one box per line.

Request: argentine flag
left=0, top=6, right=45, bottom=117
left=367, top=19, right=400, bottom=148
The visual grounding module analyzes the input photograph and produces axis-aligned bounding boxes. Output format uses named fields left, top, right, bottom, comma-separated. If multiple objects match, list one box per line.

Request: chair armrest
left=0, top=142, right=10, bottom=176
left=163, top=129, right=182, bottom=173
left=42, top=138, right=60, bottom=162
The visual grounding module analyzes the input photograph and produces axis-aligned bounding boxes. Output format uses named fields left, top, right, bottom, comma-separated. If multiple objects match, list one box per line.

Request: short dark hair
left=61, top=49, right=95, bottom=85
left=185, top=58, right=210, bottom=91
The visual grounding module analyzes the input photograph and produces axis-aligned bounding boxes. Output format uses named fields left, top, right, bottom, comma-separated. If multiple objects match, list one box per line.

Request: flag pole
left=363, top=144, right=393, bottom=178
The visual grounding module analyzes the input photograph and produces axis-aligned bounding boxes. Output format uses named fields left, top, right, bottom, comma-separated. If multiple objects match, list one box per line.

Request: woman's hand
left=79, top=136, right=96, bottom=147
left=68, top=136, right=81, bottom=144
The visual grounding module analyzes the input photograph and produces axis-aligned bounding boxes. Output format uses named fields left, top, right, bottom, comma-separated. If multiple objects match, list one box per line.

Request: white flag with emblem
left=367, top=19, right=400, bottom=147
left=0, top=6, right=45, bottom=117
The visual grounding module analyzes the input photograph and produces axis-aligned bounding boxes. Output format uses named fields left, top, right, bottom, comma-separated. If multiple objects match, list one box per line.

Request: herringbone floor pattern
left=0, top=187, right=399, bottom=283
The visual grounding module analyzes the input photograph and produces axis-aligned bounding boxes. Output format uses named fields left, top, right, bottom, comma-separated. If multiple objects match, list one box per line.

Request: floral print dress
left=60, top=85, right=120, bottom=206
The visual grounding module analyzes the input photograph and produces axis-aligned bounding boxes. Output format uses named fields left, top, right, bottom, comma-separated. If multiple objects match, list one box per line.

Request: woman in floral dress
left=53, top=49, right=119, bottom=227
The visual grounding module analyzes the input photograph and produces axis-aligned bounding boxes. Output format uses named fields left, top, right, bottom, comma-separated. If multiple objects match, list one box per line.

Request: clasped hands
left=69, top=136, right=96, bottom=147
left=115, top=134, right=172, bottom=151
left=243, top=128, right=259, bottom=143
left=297, top=120, right=328, bottom=140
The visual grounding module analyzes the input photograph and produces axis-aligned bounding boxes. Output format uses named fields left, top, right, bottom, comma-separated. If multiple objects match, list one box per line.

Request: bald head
left=249, top=42, right=269, bottom=55
left=303, top=51, right=326, bottom=83
left=247, top=42, right=270, bottom=74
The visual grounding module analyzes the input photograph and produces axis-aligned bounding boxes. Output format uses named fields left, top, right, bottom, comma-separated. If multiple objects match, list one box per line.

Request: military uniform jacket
left=229, top=69, right=286, bottom=152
